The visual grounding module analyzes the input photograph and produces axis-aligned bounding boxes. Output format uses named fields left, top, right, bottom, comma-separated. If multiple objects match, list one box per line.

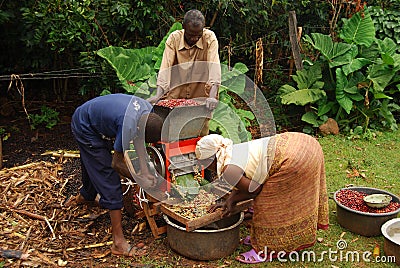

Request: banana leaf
left=97, top=22, right=182, bottom=94
left=97, top=46, right=157, bottom=93
left=278, top=64, right=326, bottom=106
left=304, top=33, right=352, bottom=66
left=339, top=9, right=375, bottom=47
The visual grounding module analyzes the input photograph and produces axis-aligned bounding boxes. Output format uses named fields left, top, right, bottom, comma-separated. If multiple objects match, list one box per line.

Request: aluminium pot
left=333, top=187, right=400, bottom=237
left=381, top=218, right=400, bottom=266
left=163, top=212, right=244, bottom=260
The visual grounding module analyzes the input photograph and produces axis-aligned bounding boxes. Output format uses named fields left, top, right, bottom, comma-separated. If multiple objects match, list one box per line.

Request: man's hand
left=147, top=96, right=159, bottom=104
left=135, top=172, right=157, bottom=189
left=147, top=87, right=163, bottom=104
left=205, top=97, right=218, bottom=110
left=112, top=151, right=132, bottom=179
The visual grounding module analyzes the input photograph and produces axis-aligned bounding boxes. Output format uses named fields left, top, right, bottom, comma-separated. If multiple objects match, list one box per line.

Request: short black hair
left=144, top=113, right=163, bottom=143
left=183, top=9, right=205, bottom=28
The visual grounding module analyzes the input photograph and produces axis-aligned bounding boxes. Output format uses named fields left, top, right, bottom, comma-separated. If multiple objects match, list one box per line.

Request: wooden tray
left=160, top=199, right=253, bottom=232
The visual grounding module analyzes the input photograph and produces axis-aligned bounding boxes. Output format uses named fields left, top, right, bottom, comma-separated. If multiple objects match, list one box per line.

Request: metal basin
left=333, top=187, right=400, bottom=237
left=163, top=212, right=244, bottom=260
left=381, top=218, right=400, bottom=265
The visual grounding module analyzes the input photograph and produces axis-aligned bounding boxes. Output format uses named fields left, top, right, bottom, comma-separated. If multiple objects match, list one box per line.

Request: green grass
left=304, top=131, right=399, bottom=268
left=124, top=131, right=400, bottom=267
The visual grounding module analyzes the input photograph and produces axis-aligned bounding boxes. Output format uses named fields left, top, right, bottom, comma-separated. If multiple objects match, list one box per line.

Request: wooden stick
left=0, top=139, right=3, bottom=170
left=42, top=241, right=114, bottom=253
left=66, top=241, right=113, bottom=251
left=1, top=181, right=12, bottom=194
left=161, top=199, right=253, bottom=232
left=11, top=211, right=30, bottom=225
left=44, top=217, right=56, bottom=240
left=13, top=195, right=25, bottom=208
left=0, top=162, right=42, bottom=174
left=11, top=208, right=46, bottom=221
left=288, top=11, right=303, bottom=71
left=34, top=251, right=57, bottom=267
left=19, top=226, right=32, bottom=251
left=209, top=1, right=222, bottom=28
left=40, top=248, right=62, bottom=253
left=58, top=177, right=69, bottom=196
left=41, top=151, right=80, bottom=158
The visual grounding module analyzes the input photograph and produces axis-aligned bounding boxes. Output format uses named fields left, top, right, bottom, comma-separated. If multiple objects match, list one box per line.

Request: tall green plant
left=210, top=62, right=254, bottom=142
left=279, top=9, right=400, bottom=135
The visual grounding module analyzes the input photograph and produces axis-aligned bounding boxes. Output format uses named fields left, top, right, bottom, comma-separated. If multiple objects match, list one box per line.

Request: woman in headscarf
left=195, top=132, right=329, bottom=264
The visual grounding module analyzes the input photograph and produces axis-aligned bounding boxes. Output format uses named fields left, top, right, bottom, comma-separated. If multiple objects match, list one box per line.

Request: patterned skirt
left=250, top=132, right=329, bottom=254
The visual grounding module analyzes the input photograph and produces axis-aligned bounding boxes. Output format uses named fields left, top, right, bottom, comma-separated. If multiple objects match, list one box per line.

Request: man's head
left=142, top=113, right=163, bottom=143
left=183, top=9, right=205, bottom=47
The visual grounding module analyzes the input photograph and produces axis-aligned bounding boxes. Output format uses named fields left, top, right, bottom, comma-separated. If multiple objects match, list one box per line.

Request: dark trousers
left=76, top=140, right=123, bottom=210
left=71, top=113, right=123, bottom=210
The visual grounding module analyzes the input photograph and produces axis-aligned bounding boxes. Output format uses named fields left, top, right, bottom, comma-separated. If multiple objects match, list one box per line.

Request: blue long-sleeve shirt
left=71, top=94, right=152, bottom=152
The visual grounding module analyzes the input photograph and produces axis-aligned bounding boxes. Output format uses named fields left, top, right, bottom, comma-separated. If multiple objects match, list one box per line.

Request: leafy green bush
left=29, top=106, right=60, bottom=130
left=278, top=9, right=400, bottom=135
left=368, top=6, right=400, bottom=52
left=17, top=0, right=175, bottom=95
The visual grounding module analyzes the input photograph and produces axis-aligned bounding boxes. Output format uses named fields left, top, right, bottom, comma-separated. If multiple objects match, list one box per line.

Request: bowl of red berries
left=363, top=193, right=392, bottom=208
left=333, top=187, right=400, bottom=237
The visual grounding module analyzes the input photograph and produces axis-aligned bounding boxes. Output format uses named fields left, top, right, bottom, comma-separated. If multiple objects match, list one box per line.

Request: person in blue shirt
left=68, top=94, right=163, bottom=257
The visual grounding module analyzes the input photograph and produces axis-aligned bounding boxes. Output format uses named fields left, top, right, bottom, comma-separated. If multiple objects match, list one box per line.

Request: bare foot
left=111, top=243, right=146, bottom=257
left=64, top=193, right=100, bottom=207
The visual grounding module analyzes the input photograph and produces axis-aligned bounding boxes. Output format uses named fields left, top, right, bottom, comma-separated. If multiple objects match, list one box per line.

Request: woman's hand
left=208, top=198, right=235, bottom=217
left=208, top=201, right=225, bottom=213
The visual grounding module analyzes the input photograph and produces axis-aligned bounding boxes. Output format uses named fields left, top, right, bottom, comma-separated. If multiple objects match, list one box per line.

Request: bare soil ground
left=0, top=99, right=249, bottom=268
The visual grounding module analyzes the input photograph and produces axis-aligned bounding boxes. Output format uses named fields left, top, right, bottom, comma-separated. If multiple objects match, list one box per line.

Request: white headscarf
left=195, top=134, right=233, bottom=177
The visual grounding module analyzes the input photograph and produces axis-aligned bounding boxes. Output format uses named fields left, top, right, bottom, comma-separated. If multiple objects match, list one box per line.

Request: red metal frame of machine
left=158, top=136, right=204, bottom=192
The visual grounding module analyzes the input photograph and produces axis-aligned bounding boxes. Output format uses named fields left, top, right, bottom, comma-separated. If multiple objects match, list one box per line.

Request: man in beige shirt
left=148, top=9, right=221, bottom=112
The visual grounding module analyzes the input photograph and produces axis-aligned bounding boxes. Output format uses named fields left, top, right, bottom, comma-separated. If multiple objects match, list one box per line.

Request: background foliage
left=0, top=0, right=331, bottom=96
left=278, top=7, right=400, bottom=136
